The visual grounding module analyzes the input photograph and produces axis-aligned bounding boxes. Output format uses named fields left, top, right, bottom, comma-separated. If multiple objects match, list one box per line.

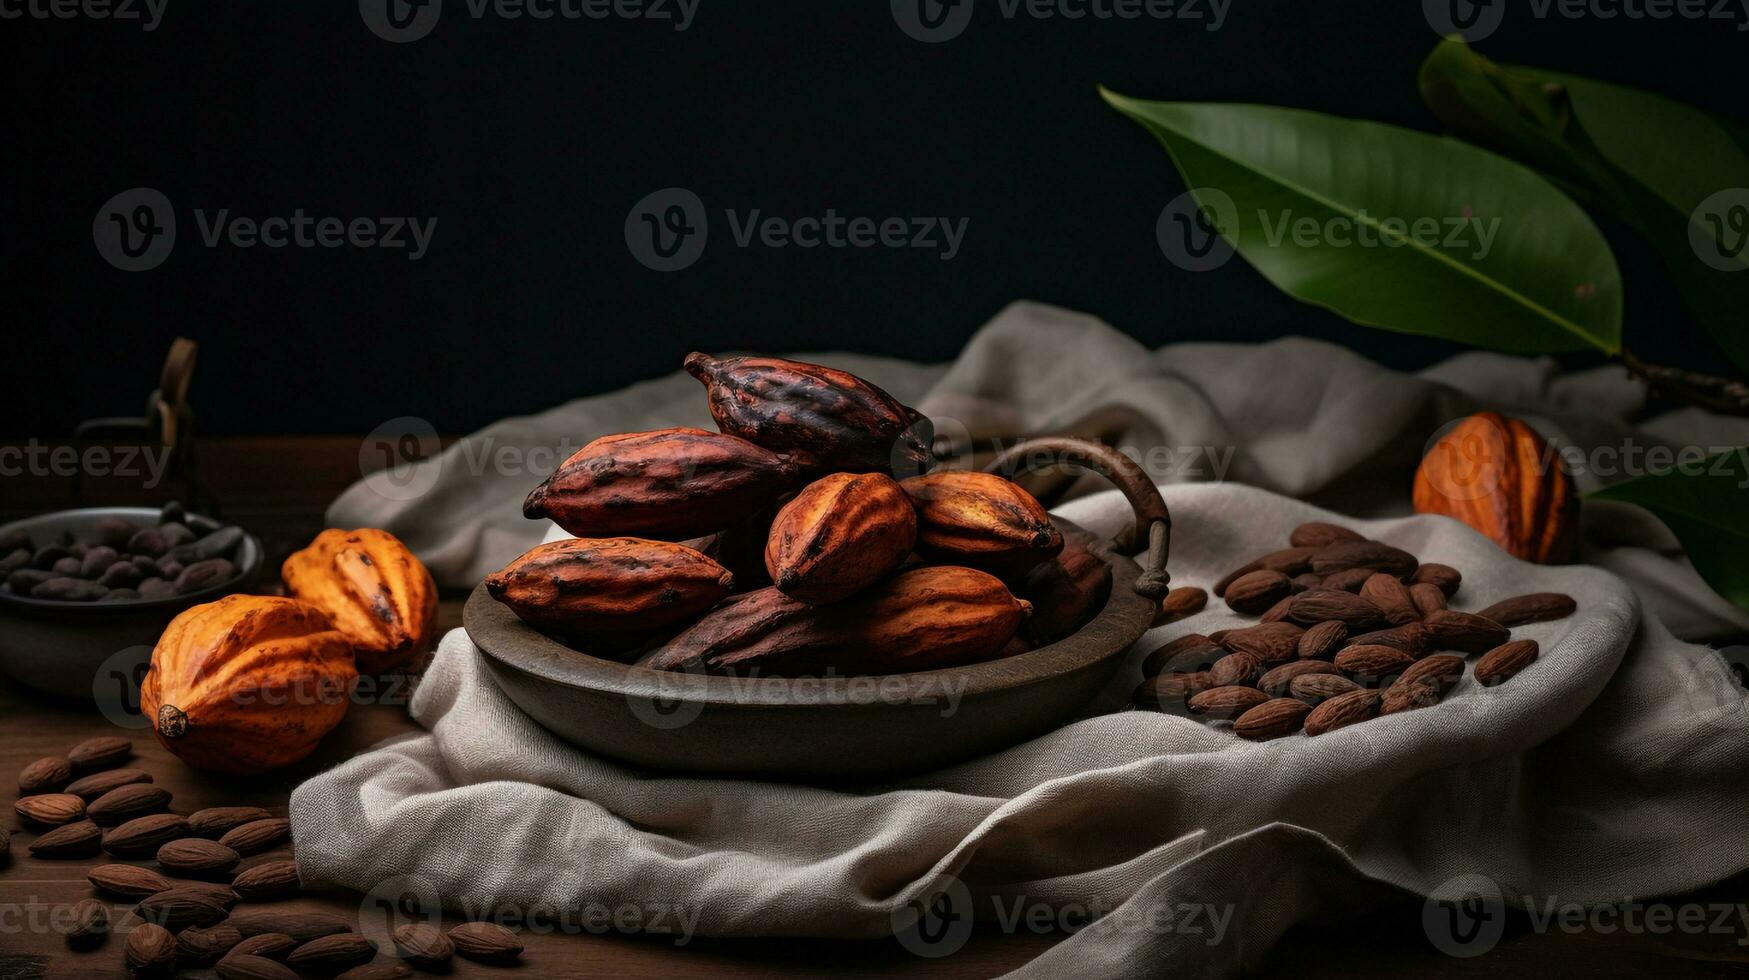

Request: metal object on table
left=71, top=337, right=215, bottom=514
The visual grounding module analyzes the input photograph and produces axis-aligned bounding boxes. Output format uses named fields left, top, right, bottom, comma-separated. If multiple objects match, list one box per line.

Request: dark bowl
left=0, top=507, right=263, bottom=700
left=464, top=518, right=1158, bottom=781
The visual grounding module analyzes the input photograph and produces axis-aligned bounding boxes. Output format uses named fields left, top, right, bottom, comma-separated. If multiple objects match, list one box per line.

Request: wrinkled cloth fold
left=299, top=302, right=1749, bottom=976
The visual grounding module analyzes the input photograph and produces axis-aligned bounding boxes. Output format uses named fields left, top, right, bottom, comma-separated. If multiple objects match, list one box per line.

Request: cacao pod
left=764, top=473, right=916, bottom=604
left=901, top=471, right=1064, bottom=579
left=642, top=566, right=1030, bottom=675
left=484, top=538, right=733, bottom=650
left=141, top=596, right=357, bottom=775
left=685, top=501, right=782, bottom=594
left=281, top=528, right=438, bottom=675
left=1013, top=533, right=1112, bottom=646
left=684, top=352, right=933, bottom=476
left=524, top=428, right=801, bottom=541
left=1412, top=412, right=1578, bottom=563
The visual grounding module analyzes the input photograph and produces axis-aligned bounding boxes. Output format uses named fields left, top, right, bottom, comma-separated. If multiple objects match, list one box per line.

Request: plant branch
left=1617, top=349, right=1749, bottom=417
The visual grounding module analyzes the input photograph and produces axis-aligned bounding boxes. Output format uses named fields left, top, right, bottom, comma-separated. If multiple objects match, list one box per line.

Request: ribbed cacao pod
left=642, top=566, right=1030, bottom=675
left=1013, top=533, right=1112, bottom=646
left=1412, top=412, right=1578, bottom=564
left=901, top=471, right=1064, bottom=579
left=141, top=596, right=357, bottom=775
left=484, top=538, right=733, bottom=650
left=765, top=472, right=916, bottom=604
left=281, top=529, right=438, bottom=675
left=685, top=502, right=782, bottom=594
left=524, top=428, right=801, bottom=541
left=684, top=352, right=933, bottom=477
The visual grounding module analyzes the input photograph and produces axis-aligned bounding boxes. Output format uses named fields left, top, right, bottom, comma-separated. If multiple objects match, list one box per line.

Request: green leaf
left=1419, top=37, right=1749, bottom=374
left=1101, top=89, right=1622, bottom=355
left=1588, top=450, right=1749, bottom=611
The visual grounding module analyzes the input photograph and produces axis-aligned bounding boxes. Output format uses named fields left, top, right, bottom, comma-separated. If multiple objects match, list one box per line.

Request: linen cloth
left=295, top=302, right=1749, bottom=976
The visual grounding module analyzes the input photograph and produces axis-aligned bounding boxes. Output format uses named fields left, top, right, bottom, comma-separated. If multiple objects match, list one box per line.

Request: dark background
left=4, top=0, right=1744, bottom=437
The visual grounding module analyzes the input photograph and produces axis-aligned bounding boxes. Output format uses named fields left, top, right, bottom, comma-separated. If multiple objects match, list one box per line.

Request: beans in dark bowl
left=0, top=502, right=246, bottom=604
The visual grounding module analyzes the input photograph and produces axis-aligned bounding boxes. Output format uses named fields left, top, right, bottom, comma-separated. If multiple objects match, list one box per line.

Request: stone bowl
left=464, top=438, right=1172, bottom=781
left=0, top=507, right=263, bottom=701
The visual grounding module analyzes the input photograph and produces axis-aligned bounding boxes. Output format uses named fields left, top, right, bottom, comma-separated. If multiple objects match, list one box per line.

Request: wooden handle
left=983, top=437, right=1171, bottom=600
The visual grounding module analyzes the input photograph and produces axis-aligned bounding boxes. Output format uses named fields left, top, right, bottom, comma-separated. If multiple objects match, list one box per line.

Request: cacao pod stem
left=157, top=705, right=189, bottom=739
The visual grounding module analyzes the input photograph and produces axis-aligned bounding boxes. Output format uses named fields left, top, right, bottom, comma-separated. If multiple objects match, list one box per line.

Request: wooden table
left=3, top=437, right=1747, bottom=978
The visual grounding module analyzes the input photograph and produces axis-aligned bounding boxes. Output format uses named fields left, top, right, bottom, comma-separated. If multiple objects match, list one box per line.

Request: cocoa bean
left=31, top=576, right=109, bottom=600
left=174, top=558, right=238, bottom=594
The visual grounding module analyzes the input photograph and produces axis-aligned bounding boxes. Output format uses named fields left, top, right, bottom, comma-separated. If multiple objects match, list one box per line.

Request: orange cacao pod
left=524, top=428, right=801, bottom=541
left=684, top=352, right=933, bottom=476
left=643, top=566, right=1031, bottom=675
left=765, top=472, right=916, bottom=604
left=1412, top=412, right=1578, bottom=563
left=281, top=528, right=438, bottom=675
left=902, top=471, right=1064, bottom=578
left=141, top=596, right=357, bottom=775
left=484, top=537, right=733, bottom=650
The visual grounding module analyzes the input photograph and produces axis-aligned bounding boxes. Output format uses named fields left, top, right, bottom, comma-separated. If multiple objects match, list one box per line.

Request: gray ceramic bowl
left=464, top=520, right=1157, bottom=781
left=464, top=437, right=1175, bottom=781
left=0, top=507, right=263, bottom=700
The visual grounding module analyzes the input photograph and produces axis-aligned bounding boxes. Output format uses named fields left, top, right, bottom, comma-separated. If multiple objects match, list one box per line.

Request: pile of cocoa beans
left=0, top=501, right=245, bottom=603
left=486, top=353, right=1113, bottom=675
left=1134, top=520, right=1577, bottom=739
left=10, top=736, right=524, bottom=977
